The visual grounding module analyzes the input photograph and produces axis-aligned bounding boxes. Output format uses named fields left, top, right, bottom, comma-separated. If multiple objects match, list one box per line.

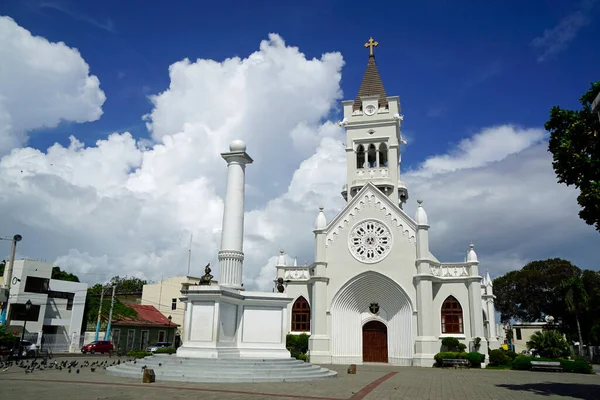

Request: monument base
left=177, top=285, right=292, bottom=359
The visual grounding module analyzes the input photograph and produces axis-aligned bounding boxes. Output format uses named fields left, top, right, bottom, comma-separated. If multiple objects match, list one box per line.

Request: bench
left=441, top=358, right=470, bottom=368
left=530, top=361, right=563, bottom=372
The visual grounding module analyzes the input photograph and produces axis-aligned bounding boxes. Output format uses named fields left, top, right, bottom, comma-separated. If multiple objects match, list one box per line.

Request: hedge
left=125, top=351, right=152, bottom=358
left=155, top=348, right=176, bottom=354
left=434, top=352, right=484, bottom=368
left=489, top=349, right=512, bottom=366
left=511, top=355, right=594, bottom=374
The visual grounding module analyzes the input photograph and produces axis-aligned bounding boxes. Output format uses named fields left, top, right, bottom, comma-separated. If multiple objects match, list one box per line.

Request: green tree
left=526, top=330, right=571, bottom=359
left=494, top=258, right=580, bottom=323
left=51, top=266, right=80, bottom=282
left=546, top=81, right=600, bottom=231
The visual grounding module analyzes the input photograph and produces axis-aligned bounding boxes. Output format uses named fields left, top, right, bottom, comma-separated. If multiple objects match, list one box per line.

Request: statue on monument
left=199, top=263, right=213, bottom=285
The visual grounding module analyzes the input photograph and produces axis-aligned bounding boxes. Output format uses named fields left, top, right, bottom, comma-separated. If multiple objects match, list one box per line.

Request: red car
left=81, top=340, right=113, bottom=354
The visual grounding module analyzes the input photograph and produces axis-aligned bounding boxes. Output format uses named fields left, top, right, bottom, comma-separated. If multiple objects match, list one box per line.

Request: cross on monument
left=364, top=37, right=378, bottom=57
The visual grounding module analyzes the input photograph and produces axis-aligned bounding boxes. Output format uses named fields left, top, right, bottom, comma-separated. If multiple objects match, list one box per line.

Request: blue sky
left=4, top=0, right=599, bottom=167
left=0, top=1, right=598, bottom=285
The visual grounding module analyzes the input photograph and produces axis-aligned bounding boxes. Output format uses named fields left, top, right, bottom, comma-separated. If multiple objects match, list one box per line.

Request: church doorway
left=362, top=321, right=388, bottom=363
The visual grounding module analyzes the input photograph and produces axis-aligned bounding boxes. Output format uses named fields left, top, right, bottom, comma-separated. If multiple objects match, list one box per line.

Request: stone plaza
left=1, top=355, right=599, bottom=400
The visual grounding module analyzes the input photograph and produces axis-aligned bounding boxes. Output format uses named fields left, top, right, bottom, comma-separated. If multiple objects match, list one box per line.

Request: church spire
left=353, top=37, right=388, bottom=111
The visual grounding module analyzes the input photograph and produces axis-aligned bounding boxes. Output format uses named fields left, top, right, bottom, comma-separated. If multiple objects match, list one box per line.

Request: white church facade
left=275, top=39, right=501, bottom=367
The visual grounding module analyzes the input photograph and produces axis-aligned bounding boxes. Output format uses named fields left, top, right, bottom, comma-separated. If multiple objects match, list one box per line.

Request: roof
left=353, top=55, right=388, bottom=111
left=112, top=304, right=180, bottom=327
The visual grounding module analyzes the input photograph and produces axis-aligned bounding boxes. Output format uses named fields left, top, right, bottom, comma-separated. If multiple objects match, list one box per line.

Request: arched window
left=356, top=145, right=365, bottom=169
left=441, top=296, right=463, bottom=334
left=367, top=144, right=377, bottom=167
left=378, top=143, right=388, bottom=167
left=291, top=296, right=310, bottom=332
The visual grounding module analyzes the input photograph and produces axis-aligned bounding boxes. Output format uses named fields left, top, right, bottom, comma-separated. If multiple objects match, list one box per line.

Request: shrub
left=441, top=337, right=460, bottom=351
left=506, top=350, right=517, bottom=360
left=126, top=351, right=152, bottom=358
left=465, top=352, right=485, bottom=368
left=286, top=333, right=310, bottom=360
left=297, top=353, right=307, bottom=362
left=458, top=343, right=467, bottom=352
left=489, top=349, right=511, bottom=366
left=473, top=337, right=482, bottom=351
left=560, top=359, right=594, bottom=374
left=511, top=355, right=533, bottom=370
left=155, top=347, right=176, bottom=354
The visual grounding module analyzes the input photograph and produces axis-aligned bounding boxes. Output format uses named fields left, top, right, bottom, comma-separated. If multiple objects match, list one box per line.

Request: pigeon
left=68, top=368, right=71, bottom=373
left=158, top=363, right=162, bottom=367
left=76, top=369, right=80, bottom=374
left=90, top=367, right=96, bottom=372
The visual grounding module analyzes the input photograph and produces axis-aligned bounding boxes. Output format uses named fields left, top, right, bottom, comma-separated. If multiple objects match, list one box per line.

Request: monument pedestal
left=177, top=285, right=292, bottom=359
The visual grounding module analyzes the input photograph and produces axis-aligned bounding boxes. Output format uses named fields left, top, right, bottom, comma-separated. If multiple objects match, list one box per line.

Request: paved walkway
left=1, top=356, right=599, bottom=400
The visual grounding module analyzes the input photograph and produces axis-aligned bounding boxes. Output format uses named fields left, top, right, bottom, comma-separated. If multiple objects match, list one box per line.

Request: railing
left=430, top=263, right=471, bottom=278
left=283, top=268, right=310, bottom=281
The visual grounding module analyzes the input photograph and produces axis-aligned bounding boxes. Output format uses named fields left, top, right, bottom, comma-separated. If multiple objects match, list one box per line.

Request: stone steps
left=107, top=356, right=338, bottom=383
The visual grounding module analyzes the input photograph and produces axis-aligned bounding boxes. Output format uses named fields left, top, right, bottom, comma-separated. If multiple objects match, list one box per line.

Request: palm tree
left=526, top=330, right=570, bottom=358
left=563, top=276, right=588, bottom=356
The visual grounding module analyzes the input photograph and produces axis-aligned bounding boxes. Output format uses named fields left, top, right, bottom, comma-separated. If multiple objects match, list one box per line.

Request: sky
left=0, top=0, right=598, bottom=289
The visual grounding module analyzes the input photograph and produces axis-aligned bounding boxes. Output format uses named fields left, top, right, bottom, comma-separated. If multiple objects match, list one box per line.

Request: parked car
left=146, top=342, right=171, bottom=353
left=81, top=340, right=113, bottom=354
left=19, top=340, right=38, bottom=358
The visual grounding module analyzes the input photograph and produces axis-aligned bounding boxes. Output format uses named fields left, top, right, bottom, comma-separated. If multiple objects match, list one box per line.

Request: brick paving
left=0, top=356, right=599, bottom=400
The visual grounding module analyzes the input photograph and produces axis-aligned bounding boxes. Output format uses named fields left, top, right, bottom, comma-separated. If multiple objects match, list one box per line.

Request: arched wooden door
left=362, top=321, right=388, bottom=363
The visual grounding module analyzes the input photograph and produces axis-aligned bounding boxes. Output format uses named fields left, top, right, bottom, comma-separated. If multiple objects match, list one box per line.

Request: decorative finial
left=417, top=199, right=423, bottom=206
left=280, top=248, right=284, bottom=254
left=319, top=206, right=324, bottom=211
left=364, top=37, right=378, bottom=57
left=470, top=242, right=474, bottom=249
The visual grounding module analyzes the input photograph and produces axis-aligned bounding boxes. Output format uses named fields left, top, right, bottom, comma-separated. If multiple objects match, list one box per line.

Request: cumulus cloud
left=0, top=33, right=345, bottom=287
left=0, top=30, right=596, bottom=293
left=0, top=16, right=105, bottom=154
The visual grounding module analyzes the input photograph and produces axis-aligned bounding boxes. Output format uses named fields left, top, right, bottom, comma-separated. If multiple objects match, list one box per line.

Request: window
left=126, top=330, right=135, bottom=351
left=516, top=328, right=522, bottom=341
left=158, top=330, right=166, bottom=342
left=67, top=295, right=74, bottom=310
left=24, top=276, right=49, bottom=293
left=367, top=144, right=377, bottom=167
left=171, top=298, right=177, bottom=310
left=113, top=329, right=120, bottom=350
left=441, top=296, right=463, bottom=334
left=48, top=290, right=75, bottom=310
left=356, top=145, right=365, bottom=169
left=8, top=303, right=41, bottom=322
left=378, top=143, right=388, bottom=167
left=291, top=296, right=310, bottom=332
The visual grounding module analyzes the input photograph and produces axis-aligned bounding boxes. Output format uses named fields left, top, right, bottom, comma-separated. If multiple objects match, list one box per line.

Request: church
left=275, top=38, right=500, bottom=367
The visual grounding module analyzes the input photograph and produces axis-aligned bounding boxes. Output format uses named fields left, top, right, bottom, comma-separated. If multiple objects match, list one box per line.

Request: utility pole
left=94, top=288, right=104, bottom=341
left=105, top=286, right=116, bottom=341
left=0, top=234, right=23, bottom=326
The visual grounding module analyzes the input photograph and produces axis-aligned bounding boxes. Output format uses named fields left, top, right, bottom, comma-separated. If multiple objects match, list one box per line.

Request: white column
left=218, top=140, right=253, bottom=289
left=308, top=219, right=331, bottom=363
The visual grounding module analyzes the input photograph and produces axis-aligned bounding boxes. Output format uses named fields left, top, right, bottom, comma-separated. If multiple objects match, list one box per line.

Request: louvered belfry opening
left=352, top=55, right=389, bottom=112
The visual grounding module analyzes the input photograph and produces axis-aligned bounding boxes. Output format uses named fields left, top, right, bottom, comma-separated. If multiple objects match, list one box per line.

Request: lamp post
left=167, top=315, right=172, bottom=345
left=20, top=299, right=32, bottom=358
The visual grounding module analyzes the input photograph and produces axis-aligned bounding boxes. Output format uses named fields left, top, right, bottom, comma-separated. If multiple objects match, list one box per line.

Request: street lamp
left=0, top=234, right=23, bottom=326
left=167, top=315, right=172, bottom=345
left=20, top=299, right=32, bottom=358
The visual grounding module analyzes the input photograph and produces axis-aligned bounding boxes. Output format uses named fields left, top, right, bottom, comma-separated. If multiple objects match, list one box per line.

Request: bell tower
left=339, top=38, right=408, bottom=208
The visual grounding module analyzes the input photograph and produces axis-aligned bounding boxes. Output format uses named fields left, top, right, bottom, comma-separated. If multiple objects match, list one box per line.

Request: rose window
left=349, top=220, right=392, bottom=263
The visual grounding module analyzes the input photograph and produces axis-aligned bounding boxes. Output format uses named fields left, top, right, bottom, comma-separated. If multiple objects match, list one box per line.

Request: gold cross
left=364, top=37, right=378, bottom=57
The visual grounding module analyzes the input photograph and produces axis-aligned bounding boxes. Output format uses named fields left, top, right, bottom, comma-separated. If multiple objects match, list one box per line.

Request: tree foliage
left=51, top=266, right=80, bottom=282
left=494, top=259, right=600, bottom=345
left=87, top=275, right=147, bottom=295
left=546, top=81, right=600, bottom=231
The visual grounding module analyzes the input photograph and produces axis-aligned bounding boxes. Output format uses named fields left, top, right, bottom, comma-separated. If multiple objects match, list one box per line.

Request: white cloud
left=0, top=29, right=596, bottom=294
left=531, top=0, right=597, bottom=62
left=0, top=16, right=105, bottom=154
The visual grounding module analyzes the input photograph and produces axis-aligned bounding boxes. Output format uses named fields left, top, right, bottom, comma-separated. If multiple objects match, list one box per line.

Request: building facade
left=275, top=43, right=500, bottom=367
left=141, top=275, right=203, bottom=347
left=4, top=260, right=87, bottom=352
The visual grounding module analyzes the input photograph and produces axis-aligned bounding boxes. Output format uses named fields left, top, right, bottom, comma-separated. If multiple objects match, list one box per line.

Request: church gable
left=325, top=182, right=416, bottom=248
